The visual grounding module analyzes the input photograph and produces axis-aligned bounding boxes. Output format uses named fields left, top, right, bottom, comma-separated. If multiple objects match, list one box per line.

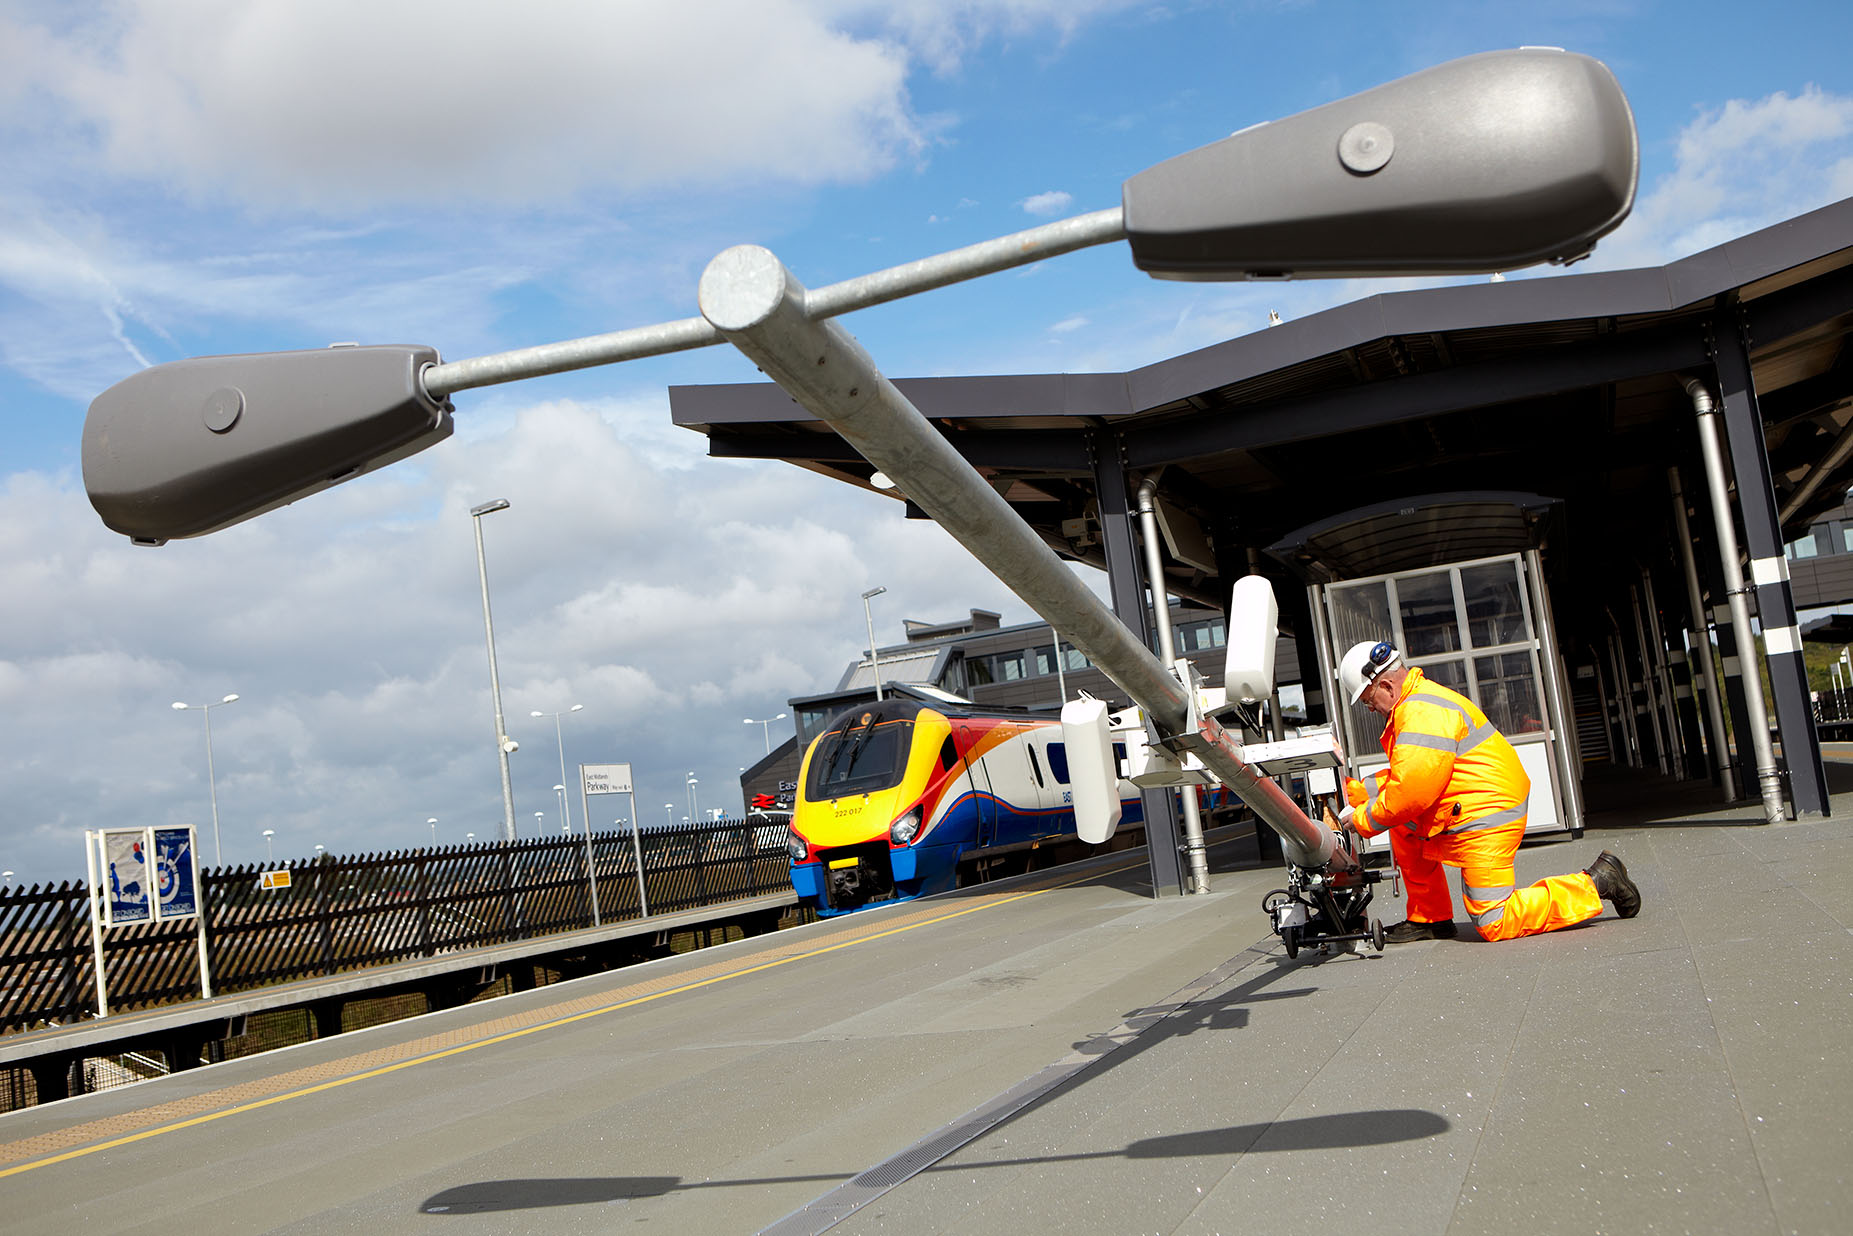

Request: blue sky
left=3, top=0, right=1853, bottom=881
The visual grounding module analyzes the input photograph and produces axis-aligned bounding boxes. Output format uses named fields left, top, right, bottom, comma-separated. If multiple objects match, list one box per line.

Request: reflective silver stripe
left=1471, top=902, right=1507, bottom=928
left=1465, top=883, right=1514, bottom=902
left=1366, top=778, right=1379, bottom=803
left=1446, top=804, right=1527, bottom=834
left=1411, top=692, right=1476, bottom=724
left=1396, top=732, right=1459, bottom=752
left=1365, top=805, right=1385, bottom=832
left=1455, top=722, right=1498, bottom=754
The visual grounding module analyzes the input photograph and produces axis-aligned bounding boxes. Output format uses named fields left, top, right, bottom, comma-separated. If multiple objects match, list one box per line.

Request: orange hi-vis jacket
left=1355, top=668, right=1529, bottom=841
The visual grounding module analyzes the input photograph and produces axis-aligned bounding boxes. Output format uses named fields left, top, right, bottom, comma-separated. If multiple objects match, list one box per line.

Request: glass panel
left=1419, top=658, right=1471, bottom=694
left=994, top=651, right=1025, bottom=681
left=805, top=719, right=914, bottom=798
left=1046, top=743, right=1070, bottom=783
left=1459, top=561, right=1529, bottom=648
left=1327, top=581, right=1393, bottom=657
left=967, top=657, right=994, bottom=686
left=1474, top=652, right=1544, bottom=735
left=1034, top=646, right=1058, bottom=676
left=1397, top=571, right=1462, bottom=656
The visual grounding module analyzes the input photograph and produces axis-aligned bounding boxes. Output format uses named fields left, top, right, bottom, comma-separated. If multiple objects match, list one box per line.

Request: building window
left=968, top=651, right=1026, bottom=685
left=1034, top=642, right=1091, bottom=676
left=1787, top=532, right=1819, bottom=560
left=1176, top=618, right=1227, bottom=652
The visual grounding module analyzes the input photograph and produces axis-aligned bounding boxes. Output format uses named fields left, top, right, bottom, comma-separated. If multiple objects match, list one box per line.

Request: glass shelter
left=1309, top=551, right=1583, bottom=841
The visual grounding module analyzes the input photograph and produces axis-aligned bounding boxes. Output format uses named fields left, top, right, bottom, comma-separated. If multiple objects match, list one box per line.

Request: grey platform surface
left=1, top=767, right=1847, bottom=1236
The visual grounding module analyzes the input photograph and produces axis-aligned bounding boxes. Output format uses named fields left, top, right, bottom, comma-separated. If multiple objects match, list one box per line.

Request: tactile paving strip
left=0, top=860, right=1137, bottom=1177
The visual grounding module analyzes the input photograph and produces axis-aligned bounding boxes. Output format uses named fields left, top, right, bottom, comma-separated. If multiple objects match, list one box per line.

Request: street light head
left=1122, top=48, right=1636, bottom=280
left=470, top=498, right=511, bottom=518
left=553, top=784, right=565, bottom=791
left=84, top=344, right=452, bottom=543
left=262, top=829, right=275, bottom=837
left=427, top=818, right=437, bottom=824
left=531, top=710, right=545, bottom=717
left=171, top=701, right=187, bottom=710
left=221, top=693, right=239, bottom=704
left=862, top=586, right=887, bottom=600
left=569, top=704, right=583, bottom=713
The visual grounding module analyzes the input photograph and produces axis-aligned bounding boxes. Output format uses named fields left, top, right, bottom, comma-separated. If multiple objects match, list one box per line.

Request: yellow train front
left=787, top=697, right=1143, bottom=914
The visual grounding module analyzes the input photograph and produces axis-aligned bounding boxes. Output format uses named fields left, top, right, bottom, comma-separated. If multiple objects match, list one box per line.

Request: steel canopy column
left=1710, top=314, right=1830, bottom=816
left=1091, top=432, right=1187, bottom=896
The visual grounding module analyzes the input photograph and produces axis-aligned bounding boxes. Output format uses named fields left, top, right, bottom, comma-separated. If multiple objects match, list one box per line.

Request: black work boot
left=1384, top=919, right=1459, bottom=943
left=1585, top=850, right=1641, bottom=918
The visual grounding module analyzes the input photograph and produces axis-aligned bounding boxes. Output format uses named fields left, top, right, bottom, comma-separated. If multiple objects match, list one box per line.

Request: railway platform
left=0, top=762, right=1846, bottom=1235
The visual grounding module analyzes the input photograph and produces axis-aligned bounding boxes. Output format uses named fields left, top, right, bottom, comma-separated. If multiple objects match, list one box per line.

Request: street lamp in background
left=552, top=784, right=568, bottom=833
left=2, top=872, right=14, bottom=886
left=745, top=713, right=788, bottom=753
left=428, top=817, right=438, bottom=848
left=663, top=803, right=673, bottom=827
left=467, top=832, right=475, bottom=845
left=262, top=829, right=275, bottom=863
left=470, top=498, right=519, bottom=842
left=686, top=772, right=699, bottom=822
left=172, top=693, right=239, bottom=865
left=533, top=705, right=584, bottom=834
left=534, top=811, right=544, bottom=836
left=861, top=587, right=887, bottom=700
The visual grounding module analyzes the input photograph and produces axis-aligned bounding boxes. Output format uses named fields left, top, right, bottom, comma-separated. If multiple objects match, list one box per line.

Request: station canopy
left=669, top=197, right=1853, bottom=628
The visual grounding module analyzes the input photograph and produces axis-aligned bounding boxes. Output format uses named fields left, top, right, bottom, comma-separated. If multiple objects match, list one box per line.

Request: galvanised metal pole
left=470, top=501, right=519, bottom=842
left=421, top=210, right=1127, bottom=398
left=1686, top=379, right=1785, bottom=825
left=1136, top=476, right=1210, bottom=894
left=698, top=244, right=1337, bottom=871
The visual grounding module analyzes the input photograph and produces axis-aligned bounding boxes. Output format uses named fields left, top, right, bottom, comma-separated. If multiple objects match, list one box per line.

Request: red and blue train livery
left=786, top=697, right=1144, bottom=914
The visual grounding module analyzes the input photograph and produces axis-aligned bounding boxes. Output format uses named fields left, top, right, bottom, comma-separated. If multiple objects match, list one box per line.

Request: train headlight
left=889, top=806, right=923, bottom=846
left=786, top=829, right=809, bottom=862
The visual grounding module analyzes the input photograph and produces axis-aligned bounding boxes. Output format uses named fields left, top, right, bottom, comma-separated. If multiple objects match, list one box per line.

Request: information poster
left=153, top=827, right=199, bottom=920
left=101, top=830, right=151, bottom=926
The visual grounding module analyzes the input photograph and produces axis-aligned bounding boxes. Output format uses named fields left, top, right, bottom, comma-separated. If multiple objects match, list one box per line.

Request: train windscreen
left=806, top=719, right=913, bottom=799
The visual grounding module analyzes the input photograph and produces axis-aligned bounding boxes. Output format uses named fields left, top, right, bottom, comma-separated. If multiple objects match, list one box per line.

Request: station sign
left=581, top=763, right=634, bottom=795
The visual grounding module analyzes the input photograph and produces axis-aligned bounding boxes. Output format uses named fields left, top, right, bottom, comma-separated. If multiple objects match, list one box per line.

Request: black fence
left=0, top=819, right=792, bottom=1035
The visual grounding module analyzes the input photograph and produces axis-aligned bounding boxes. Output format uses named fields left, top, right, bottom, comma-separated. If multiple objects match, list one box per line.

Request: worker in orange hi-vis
left=1336, top=640, right=1641, bottom=943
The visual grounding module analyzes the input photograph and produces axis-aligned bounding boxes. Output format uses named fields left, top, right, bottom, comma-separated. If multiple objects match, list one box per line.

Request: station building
left=700, top=196, right=1853, bottom=893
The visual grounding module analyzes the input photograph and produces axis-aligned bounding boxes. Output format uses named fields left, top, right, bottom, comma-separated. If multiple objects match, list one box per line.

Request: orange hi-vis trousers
left=1390, top=816, right=1604, bottom=940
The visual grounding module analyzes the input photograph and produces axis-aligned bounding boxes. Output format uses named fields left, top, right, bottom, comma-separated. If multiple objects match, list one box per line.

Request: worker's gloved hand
left=1345, top=777, right=1369, bottom=809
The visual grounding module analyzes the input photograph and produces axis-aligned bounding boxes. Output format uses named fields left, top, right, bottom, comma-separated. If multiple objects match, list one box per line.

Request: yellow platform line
left=0, top=856, right=1143, bottom=1179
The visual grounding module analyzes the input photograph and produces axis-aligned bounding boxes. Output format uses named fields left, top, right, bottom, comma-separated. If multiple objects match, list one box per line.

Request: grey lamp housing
left=83, top=344, right=453, bottom=544
left=1122, top=48, right=1638, bottom=280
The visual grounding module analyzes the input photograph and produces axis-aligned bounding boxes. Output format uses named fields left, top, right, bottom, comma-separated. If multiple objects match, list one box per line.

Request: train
left=785, top=695, right=1151, bottom=914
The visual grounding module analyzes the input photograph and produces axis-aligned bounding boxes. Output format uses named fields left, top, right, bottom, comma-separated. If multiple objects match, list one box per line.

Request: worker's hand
left=1345, top=777, right=1369, bottom=809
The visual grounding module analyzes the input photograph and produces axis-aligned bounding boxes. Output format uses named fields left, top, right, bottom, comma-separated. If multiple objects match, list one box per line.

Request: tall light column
left=172, top=693, right=239, bottom=865
left=861, top=586, right=887, bottom=700
left=427, top=817, right=438, bottom=848
left=686, top=772, right=699, bottom=823
left=744, top=712, right=787, bottom=753
left=532, top=705, right=584, bottom=835
left=470, top=498, right=519, bottom=841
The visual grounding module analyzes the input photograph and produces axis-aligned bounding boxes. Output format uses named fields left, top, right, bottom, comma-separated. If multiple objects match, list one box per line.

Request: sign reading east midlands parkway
left=581, top=763, right=634, bottom=796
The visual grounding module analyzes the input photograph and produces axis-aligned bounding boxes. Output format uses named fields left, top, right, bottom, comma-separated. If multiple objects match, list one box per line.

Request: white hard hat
left=1340, top=640, right=1401, bottom=705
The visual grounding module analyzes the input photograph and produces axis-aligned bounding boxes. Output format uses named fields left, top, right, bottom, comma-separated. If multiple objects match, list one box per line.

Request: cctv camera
left=502, top=738, right=519, bottom=754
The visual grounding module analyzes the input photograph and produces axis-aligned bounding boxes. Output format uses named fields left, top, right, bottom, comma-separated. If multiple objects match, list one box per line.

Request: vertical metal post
left=1605, top=630, right=1641, bottom=767
left=84, top=831, right=109, bottom=1018
left=1628, top=586, right=1671, bottom=775
left=627, top=788, right=649, bottom=917
left=1687, top=376, right=1787, bottom=825
left=1707, top=322, right=1830, bottom=816
left=471, top=502, right=520, bottom=842
left=577, top=764, right=602, bottom=927
left=1136, top=476, right=1210, bottom=894
left=1638, top=568, right=1687, bottom=779
left=1095, top=443, right=1186, bottom=895
left=1526, top=550, right=1584, bottom=832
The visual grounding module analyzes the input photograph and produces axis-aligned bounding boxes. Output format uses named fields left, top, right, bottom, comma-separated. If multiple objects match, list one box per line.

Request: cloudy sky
left=4, top=1, right=1853, bottom=881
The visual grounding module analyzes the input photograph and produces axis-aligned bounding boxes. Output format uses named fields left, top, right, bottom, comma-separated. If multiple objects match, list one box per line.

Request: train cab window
left=1046, top=742, right=1070, bottom=783
left=806, top=719, right=914, bottom=799
left=1027, top=745, right=1045, bottom=788
left=940, top=736, right=959, bottom=771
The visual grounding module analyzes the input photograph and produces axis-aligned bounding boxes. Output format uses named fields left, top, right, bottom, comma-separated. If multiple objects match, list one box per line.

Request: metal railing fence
left=0, top=819, right=790, bottom=1035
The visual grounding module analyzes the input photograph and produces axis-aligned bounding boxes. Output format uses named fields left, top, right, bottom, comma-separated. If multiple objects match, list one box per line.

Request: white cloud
left=1593, top=85, right=1853, bottom=270
left=1019, top=190, right=1075, bottom=216
left=0, top=392, right=1025, bottom=877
